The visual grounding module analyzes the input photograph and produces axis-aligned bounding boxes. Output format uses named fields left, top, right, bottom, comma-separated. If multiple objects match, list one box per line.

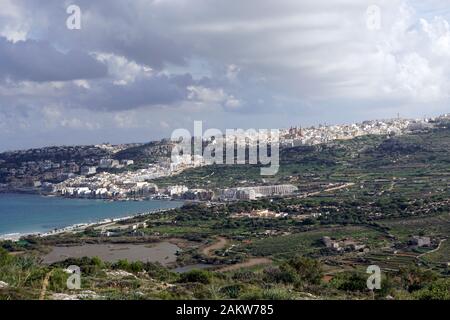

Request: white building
left=81, top=166, right=97, bottom=176
left=166, top=185, right=188, bottom=196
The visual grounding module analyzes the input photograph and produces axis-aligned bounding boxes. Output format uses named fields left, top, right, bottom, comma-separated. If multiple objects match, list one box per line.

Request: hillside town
left=1, top=115, right=448, bottom=201
left=279, top=117, right=435, bottom=147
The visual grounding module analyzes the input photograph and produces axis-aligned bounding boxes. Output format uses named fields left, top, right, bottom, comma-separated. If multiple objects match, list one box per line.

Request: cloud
left=81, top=73, right=197, bottom=111
left=187, top=85, right=243, bottom=110
left=0, top=72, right=204, bottom=113
left=226, top=64, right=240, bottom=81
left=95, top=53, right=153, bottom=85
left=0, top=36, right=108, bottom=82
left=0, top=0, right=29, bottom=42
left=1, top=0, right=450, bottom=150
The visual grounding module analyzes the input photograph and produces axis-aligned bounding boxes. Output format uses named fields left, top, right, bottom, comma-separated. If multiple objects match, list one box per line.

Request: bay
left=0, top=193, right=183, bottom=236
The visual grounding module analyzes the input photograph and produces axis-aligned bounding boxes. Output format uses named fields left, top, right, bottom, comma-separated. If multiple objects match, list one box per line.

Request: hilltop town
left=1, top=113, right=449, bottom=301
left=1, top=115, right=448, bottom=203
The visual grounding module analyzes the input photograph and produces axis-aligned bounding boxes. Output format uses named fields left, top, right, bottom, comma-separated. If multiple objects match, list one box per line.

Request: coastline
left=0, top=194, right=184, bottom=241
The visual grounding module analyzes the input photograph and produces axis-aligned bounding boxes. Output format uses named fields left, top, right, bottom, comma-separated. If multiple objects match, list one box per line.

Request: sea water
left=0, top=193, right=183, bottom=236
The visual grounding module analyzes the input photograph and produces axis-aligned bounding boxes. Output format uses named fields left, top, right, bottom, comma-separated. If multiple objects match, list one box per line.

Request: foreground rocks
left=51, top=290, right=102, bottom=300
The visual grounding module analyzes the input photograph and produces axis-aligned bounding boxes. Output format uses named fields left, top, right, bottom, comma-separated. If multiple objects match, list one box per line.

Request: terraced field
left=423, top=240, right=450, bottom=264
left=243, top=225, right=385, bottom=259
left=378, top=212, right=450, bottom=242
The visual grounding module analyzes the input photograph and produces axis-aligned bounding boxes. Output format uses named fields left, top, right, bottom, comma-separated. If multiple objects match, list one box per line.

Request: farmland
left=1, top=125, right=449, bottom=300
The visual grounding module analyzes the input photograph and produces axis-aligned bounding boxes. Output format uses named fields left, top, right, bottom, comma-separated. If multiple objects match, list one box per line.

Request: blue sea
left=0, top=193, right=183, bottom=236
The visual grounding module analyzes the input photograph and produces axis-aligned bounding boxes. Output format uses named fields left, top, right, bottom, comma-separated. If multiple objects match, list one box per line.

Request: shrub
left=49, top=269, right=69, bottom=292
left=220, top=284, right=243, bottom=298
left=413, top=279, right=450, bottom=300
left=0, top=250, right=42, bottom=288
left=232, top=270, right=258, bottom=282
left=144, top=262, right=176, bottom=281
left=113, top=259, right=130, bottom=271
left=283, top=256, right=323, bottom=286
left=239, top=288, right=264, bottom=300
left=263, top=267, right=298, bottom=285
left=262, top=288, right=293, bottom=300
left=399, top=266, right=438, bottom=292
left=0, top=248, right=13, bottom=266
left=52, top=256, right=104, bottom=276
left=179, top=270, right=211, bottom=284
left=330, top=272, right=367, bottom=292
left=129, top=261, right=145, bottom=273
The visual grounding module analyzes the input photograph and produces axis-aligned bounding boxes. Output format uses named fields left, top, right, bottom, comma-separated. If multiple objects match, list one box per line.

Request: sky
left=1, top=0, right=450, bottom=151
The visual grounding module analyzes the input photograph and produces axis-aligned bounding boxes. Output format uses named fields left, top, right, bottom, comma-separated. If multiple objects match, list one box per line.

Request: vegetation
left=1, top=126, right=450, bottom=300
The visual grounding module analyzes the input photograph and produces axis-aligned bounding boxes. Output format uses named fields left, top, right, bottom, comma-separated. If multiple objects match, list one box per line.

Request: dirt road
left=201, top=237, right=228, bottom=257
left=201, top=237, right=272, bottom=272
left=216, top=258, right=272, bottom=272
left=417, top=239, right=447, bottom=260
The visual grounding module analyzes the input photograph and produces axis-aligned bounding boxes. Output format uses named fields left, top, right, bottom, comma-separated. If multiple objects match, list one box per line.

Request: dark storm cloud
left=25, top=0, right=189, bottom=70
left=0, top=72, right=200, bottom=113
left=1, top=0, right=450, bottom=151
left=81, top=73, right=196, bottom=111
left=0, top=37, right=108, bottom=82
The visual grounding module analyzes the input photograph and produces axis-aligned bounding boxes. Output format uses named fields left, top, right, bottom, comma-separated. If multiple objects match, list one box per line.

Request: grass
left=243, top=225, right=384, bottom=258
left=423, top=240, right=450, bottom=264
left=378, top=212, right=450, bottom=242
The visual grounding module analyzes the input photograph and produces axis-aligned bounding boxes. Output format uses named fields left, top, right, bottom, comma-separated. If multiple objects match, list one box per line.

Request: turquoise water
left=0, top=193, right=183, bottom=236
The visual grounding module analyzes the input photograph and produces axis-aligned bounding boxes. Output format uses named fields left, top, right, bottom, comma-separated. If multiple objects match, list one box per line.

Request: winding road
left=201, top=237, right=272, bottom=272
left=417, top=238, right=447, bottom=260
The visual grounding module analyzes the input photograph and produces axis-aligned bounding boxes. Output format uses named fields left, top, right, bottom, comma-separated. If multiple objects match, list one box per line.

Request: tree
left=399, top=266, right=438, bottom=292
left=179, top=269, right=211, bottom=284
left=282, top=256, right=323, bottom=286
left=413, top=278, right=450, bottom=300
left=331, top=272, right=367, bottom=292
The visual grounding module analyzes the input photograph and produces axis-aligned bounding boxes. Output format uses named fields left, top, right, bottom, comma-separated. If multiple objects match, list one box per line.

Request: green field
left=244, top=225, right=385, bottom=258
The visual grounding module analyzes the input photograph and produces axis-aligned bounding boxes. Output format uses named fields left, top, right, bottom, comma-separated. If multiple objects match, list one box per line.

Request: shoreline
left=0, top=195, right=184, bottom=241
left=0, top=190, right=173, bottom=202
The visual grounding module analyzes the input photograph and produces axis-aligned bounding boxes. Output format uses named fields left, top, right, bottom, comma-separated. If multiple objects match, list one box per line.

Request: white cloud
left=113, top=111, right=139, bottom=128
left=95, top=53, right=153, bottom=85
left=187, top=85, right=242, bottom=109
left=224, top=96, right=242, bottom=109
left=226, top=64, right=240, bottom=81
left=0, top=0, right=29, bottom=42
left=421, top=16, right=450, bottom=56
left=74, top=79, right=91, bottom=89
left=2, top=0, right=450, bottom=149
left=187, top=86, right=227, bottom=103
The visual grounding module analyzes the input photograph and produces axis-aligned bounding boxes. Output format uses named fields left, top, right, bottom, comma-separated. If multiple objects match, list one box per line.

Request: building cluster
left=53, top=161, right=170, bottom=198
left=231, top=209, right=288, bottom=219
left=53, top=154, right=209, bottom=200
left=322, top=236, right=367, bottom=252
left=0, top=144, right=135, bottom=189
left=170, top=154, right=205, bottom=172
left=219, top=184, right=298, bottom=201
left=182, top=189, right=215, bottom=201
left=99, top=158, right=134, bottom=169
left=280, top=118, right=428, bottom=147
left=410, top=236, right=432, bottom=248
left=0, top=159, right=80, bottom=187
left=2, top=114, right=449, bottom=199
left=80, top=158, right=135, bottom=176
left=165, top=185, right=214, bottom=201
left=166, top=185, right=189, bottom=197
